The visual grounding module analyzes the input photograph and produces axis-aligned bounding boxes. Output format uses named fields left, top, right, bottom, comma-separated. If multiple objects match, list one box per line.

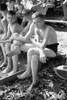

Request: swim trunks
left=46, top=43, right=59, bottom=54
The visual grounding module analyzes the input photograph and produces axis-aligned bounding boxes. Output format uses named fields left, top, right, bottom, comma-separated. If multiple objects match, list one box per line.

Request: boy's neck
left=40, top=24, right=47, bottom=30
left=2, top=11, right=7, bottom=19
left=10, top=21, right=17, bottom=25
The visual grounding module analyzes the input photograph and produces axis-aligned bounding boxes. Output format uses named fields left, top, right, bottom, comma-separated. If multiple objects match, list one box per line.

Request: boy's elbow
left=40, top=44, right=45, bottom=49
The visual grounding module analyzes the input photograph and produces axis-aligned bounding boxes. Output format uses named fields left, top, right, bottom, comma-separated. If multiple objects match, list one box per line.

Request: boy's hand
left=30, top=38, right=34, bottom=42
left=40, top=53, right=46, bottom=63
left=30, top=38, right=36, bottom=44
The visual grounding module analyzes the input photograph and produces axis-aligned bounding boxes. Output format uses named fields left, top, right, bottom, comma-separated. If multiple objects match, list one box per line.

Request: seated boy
left=16, top=12, right=58, bottom=92
left=6, top=9, right=34, bottom=57
left=0, top=10, right=24, bottom=75
left=0, top=3, right=8, bottom=68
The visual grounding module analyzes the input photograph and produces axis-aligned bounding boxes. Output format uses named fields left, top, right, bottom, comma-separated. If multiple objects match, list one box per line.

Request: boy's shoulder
left=14, top=23, right=22, bottom=29
left=1, top=18, right=7, bottom=23
left=13, top=23, right=23, bottom=32
left=47, top=25, right=55, bottom=30
left=29, top=22, right=34, bottom=29
left=1, top=18, right=8, bottom=26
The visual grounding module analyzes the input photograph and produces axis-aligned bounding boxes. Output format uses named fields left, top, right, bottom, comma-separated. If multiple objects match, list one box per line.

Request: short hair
left=7, top=10, right=16, bottom=16
left=0, top=3, right=7, bottom=11
left=22, top=9, right=33, bottom=16
left=32, top=12, right=45, bottom=20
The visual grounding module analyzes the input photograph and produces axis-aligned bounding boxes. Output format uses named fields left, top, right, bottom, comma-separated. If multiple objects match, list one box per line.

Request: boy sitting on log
left=16, top=12, right=58, bottom=92
left=0, top=10, right=24, bottom=76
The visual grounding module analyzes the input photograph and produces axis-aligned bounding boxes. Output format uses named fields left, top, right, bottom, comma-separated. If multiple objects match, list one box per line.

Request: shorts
left=46, top=43, right=59, bottom=54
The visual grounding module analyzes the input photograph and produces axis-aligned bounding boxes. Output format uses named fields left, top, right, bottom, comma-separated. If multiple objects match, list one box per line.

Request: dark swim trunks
left=46, top=43, right=59, bottom=54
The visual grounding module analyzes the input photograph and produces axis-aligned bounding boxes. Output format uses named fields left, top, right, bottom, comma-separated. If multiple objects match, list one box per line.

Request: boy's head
left=32, top=0, right=37, bottom=4
left=8, top=0, right=15, bottom=3
left=16, top=0, right=21, bottom=4
left=32, top=12, right=45, bottom=29
left=22, top=9, right=33, bottom=21
left=0, top=3, right=7, bottom=12
left=7, top=10, right=17, bottom=24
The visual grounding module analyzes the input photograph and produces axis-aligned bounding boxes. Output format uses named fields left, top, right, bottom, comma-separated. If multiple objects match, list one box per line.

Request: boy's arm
left=23, top=22, right=31, bottom=34
left=31, top=2, right=42, bottom=11
left=31, top=27, right=49, bottom=49
left=1, top=19, right=8, bottom=37
left=38, top=48, right=46, bottom=63
left=2, top=24, right=12, bottom=40
left=11, top=23, right=34, bottom=42
left=63, top=0, right=67, bottom=5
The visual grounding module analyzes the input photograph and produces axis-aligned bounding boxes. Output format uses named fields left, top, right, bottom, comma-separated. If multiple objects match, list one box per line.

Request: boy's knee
left=11, top=44, right=15, bottom=50
left=32, top=54, right=38, bottom=62
left=5, top=43, right=10, bottom=50
left=27, top=48, right=35, bottom=56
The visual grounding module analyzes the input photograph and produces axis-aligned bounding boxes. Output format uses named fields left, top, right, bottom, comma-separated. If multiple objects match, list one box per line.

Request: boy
left=17, top=12, right=59, bottom=92
left=6, top=9, right=34, bottom=57
left=0, top=10, right=23, bottom=75
left=0, top=3, right=8, bottom=68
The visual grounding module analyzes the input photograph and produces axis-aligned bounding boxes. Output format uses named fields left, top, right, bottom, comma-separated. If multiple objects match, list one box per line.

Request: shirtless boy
left=6, top=9, right=34, bottom=57
left=0, top=10, right=24, bottom=75
left=0, top=3, right=8, bottom=68
left=17, top=12, right=58, bottom=92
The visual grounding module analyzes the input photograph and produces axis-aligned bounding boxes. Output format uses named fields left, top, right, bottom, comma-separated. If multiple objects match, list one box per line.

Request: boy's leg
left=17, top=48, right=34, bottom=79
left=2, top=43, right=12, bottom=73
left=6, top=46, right=21, bottom=57
left=27, top=54, right=39, bottom=93
left=6, top=43, right=34, bottom=57
left=43, top=48, right=56, bottom=57
left=0, top=43, right=7, bottom=68
left=27, top=48, right=56, bottom=92
left=20, top=43, right=35, bottom=52
left=7, top=44, right=19, bottom=76
left=18, top=48, right=43, bottom=79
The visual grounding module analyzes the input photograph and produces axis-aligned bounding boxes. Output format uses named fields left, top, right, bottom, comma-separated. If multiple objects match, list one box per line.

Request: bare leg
left=6, top=47, right=21, bottom=57
left=17, top=48, right=32, bottom=79
left=26, top=48, right=56, bottom=92
left=27, top=54, right=39, bottom=93
left=0, top=43, right=7, bottom=68
left=2, top=43, right=12, bottom=73
left=8, top=55, right=18, bottom=76
left=6, top=43, right=35, bottom=57
left=7, top=44, right=18, bottom=76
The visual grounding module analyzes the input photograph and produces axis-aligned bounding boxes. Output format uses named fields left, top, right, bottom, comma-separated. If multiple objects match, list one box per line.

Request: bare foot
left=0, top=61, right=7, bottom=68
left=27, top=84, right=34, bottom=93
left=27, top=78, right=39, bottom=93
left=1, top=73, right=8, bottom=79
left=8, top=70, right=17, bottom=76
left=17, top=72, right=30, bottom=79
left=2, top=66, right=12, bottom=74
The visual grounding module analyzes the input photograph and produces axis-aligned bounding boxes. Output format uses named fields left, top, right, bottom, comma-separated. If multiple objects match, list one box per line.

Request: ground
left=0, top=23, right=67, bottom=100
